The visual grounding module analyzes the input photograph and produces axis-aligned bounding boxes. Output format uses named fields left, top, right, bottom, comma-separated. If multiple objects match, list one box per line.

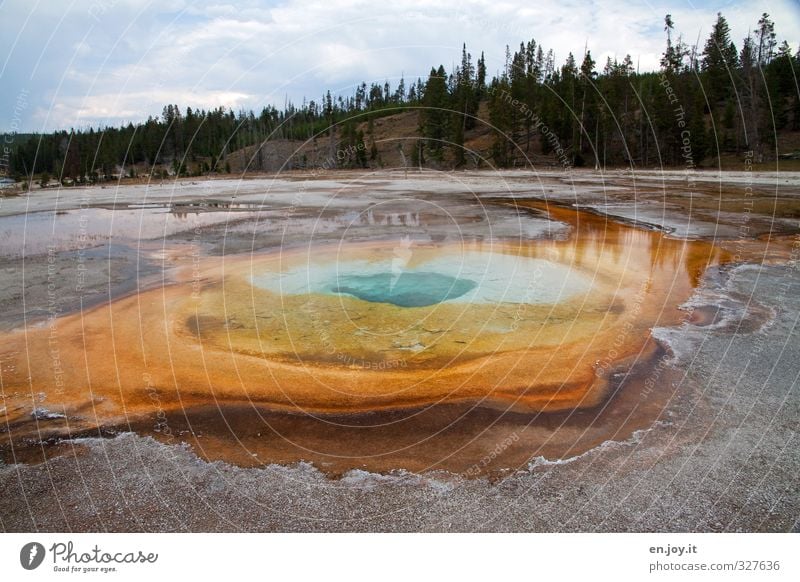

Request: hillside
left=223, top=101, right=800, bottom=174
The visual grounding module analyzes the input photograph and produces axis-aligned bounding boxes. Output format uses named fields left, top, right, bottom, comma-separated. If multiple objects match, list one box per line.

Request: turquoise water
left=332, top=272, right=477, bottom=307
left=251, top=250, right=593, bottom=308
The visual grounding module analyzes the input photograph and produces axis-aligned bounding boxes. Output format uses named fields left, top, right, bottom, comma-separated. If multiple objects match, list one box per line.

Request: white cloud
left=3, top=0, right=798, bottom=130
left=40, top=89, right=252, bottom=129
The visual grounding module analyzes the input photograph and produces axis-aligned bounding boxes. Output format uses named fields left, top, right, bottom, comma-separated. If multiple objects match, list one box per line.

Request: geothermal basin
left=0, top=183, right=732, bottom=475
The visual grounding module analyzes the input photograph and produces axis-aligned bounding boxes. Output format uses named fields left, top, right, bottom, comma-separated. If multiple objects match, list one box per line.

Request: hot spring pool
left=250, top=249, right=593, bottom=307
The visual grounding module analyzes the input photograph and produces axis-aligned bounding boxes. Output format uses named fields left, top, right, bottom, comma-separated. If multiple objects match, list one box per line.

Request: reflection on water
left=0, top=192, right=567, bottom=263
left=0, top=206, right=266, bottom=257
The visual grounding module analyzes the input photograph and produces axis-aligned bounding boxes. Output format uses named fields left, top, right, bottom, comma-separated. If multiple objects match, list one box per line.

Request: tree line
left=2, top=11, right=798, bottom=184
left=485, top=11, right=797, bottom=168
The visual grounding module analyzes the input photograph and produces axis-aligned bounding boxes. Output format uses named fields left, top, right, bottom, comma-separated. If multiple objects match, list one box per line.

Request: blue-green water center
left=332, top=272, right=477, bottom=307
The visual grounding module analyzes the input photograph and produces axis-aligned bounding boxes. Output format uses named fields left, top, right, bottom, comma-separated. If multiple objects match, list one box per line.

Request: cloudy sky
left=1, top=0, right=798, bottom=132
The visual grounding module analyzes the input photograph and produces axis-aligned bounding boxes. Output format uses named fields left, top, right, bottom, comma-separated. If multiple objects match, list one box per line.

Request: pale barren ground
left=0, top=169, right=798, bottom=532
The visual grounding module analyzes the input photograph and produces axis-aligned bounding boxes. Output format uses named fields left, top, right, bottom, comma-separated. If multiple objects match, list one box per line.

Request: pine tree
left=420, top=66, right=451, bottom=163
left=661, top=14, right=688, bottom=73
left=756, top=13, right=777, bottom=65
left=702, top=13, right=739, bottom=104
left=476, top=52, right=487, bottom=99
left=487, top=77, right=513, bottom=167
